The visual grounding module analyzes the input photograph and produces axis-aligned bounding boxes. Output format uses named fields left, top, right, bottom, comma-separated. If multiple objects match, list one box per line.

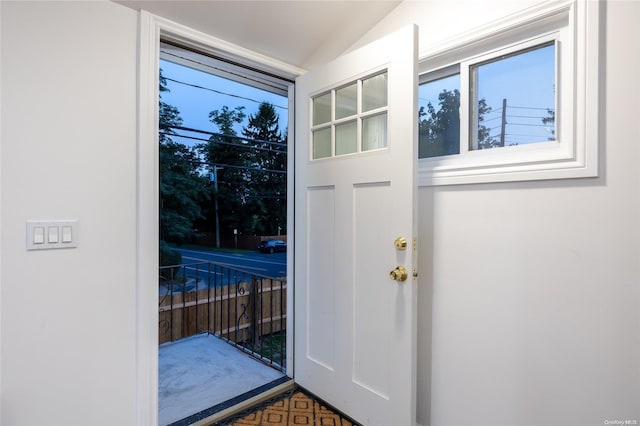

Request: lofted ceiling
left=115, top=1, right=401, bottom=71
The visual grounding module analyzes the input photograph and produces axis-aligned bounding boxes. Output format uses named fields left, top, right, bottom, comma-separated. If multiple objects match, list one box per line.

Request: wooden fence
left=158, top=276, right=286, bottom=348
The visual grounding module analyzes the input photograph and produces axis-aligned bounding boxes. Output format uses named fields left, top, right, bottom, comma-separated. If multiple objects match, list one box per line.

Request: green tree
left=159, top=70, right=182, bottom=144
left=159, top=69, right=209, bottom=255
left=241, top=102, right=286, bottom=236
left=201, top=106, right=252, bottom=238
left=419, top=90, right=496, bottom=155
left=476, top=98, right=498, bottom=149
left=542, top=108, right=555, bottom=140
left=209, top=105, right=246, bottom=135
left=419, top=89, right=460, bottom=157
left=201, top=103, right=286, bottom=240
left=159, top=141, right=209, bottom=243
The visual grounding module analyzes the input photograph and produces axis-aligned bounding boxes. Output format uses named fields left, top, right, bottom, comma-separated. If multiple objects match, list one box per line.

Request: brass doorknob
left=394, top=237, right=408, bottom=250
left=389, top=266, right=408, bottom=282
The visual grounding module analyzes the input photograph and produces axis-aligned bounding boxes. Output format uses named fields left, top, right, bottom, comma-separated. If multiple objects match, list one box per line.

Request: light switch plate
left=27, top=220, right=78, bottom=250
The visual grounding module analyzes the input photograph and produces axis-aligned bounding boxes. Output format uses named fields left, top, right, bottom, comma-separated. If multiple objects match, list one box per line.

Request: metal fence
left=159, top=261, right=286, bottom=371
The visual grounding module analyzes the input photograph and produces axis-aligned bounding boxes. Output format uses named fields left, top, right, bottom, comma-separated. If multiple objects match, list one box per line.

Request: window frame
left=459, top=33, right=562, bottom=157
left=465, top=37, right=557, bottom=152
left=309, top=70, right=389, bottom=160
left=418, top=0, right=600, bottom=186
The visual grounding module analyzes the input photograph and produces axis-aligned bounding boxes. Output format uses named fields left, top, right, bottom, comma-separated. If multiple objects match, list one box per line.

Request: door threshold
left=172, top=376, right=294, bottom=426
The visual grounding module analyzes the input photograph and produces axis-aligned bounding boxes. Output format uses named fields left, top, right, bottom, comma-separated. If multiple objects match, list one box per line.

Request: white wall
left=348, top=1, right=640, bottom=425
left=0, top=1, right=138, bottom=425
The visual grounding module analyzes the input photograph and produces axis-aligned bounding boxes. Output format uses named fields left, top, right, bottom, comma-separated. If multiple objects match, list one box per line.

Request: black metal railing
left=159, top=261, right=286, bottom=371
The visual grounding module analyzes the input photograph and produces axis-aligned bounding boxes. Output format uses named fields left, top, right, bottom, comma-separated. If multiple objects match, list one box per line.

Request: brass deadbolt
left=389, top=266, right=408, bottom=282
left=394, top=237, right=408, bottom=251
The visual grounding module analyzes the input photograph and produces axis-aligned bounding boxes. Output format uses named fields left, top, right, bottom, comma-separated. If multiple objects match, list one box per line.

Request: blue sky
left=163, top=43, right=554, bottom=151
left=160, top=59, right=288, bottom=147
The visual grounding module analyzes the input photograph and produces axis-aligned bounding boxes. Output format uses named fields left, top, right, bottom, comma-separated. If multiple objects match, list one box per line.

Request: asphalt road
left=174, top=247, right=287, bottom=279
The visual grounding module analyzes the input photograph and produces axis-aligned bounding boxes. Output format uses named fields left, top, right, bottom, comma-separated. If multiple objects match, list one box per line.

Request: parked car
left=259, top=239, right=286, bottom=254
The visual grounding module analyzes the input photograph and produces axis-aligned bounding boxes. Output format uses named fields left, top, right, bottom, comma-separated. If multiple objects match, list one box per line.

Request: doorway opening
left=157, top=41, right=292, bottom=425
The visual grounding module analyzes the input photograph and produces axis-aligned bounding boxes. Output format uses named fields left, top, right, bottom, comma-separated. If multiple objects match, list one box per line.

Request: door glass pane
left=336, top=83, right=357, bottom=119
left=470, top=42, right=556, bottom=150
left=362, top=73, right=387, bottom=112
left=313, top=127, right=331, bottom=159
left=362, top=113, right=387, bottom=151
left=313, top=93, right=331, bottom=125
left=336, top=120, right=357, bottom=155
left=418, top=73, right=460, bottom=158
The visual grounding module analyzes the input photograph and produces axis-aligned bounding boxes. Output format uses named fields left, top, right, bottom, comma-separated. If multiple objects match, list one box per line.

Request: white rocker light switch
left=27, top=220, right=78, bottom=250
left=48, top=226, right=59, bottom=243
left=33, top=227, right=45, bottom=244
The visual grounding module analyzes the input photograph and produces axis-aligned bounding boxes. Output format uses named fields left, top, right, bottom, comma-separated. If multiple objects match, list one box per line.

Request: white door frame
left=136, top=12, right=303, bottom=425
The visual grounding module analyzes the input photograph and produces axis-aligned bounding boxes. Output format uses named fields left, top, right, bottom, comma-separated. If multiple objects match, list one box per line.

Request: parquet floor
left=216, top=388, right=358, bottom=426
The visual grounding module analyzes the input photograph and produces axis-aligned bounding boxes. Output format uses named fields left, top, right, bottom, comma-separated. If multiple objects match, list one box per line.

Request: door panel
left=353, top=181, right=392, bottom=398
left=306, top=185, right=336, bottom=370
left=295, top=25, right=418, bottom=426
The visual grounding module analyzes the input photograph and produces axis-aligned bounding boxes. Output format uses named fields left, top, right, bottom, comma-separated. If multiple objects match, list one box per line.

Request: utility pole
left=210, top=165, right=221, bottom=249
left=500, top=98, right=507, bottom=147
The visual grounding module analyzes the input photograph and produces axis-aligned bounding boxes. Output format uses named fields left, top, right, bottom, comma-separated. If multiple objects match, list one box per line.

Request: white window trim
left=137, top=12, right=300, bottom=425
left=418, top=0, right=601, bottom=186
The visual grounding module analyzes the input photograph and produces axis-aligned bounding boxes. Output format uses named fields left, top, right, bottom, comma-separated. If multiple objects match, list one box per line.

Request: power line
left=169, top=157, right=286, bottom=175
left=508, top=123, right=552, bottom=127
left=245, top=195, right=286, bottom=199
left=160, top=131, right=286, bottom=154
left=507, top=105, right=553, bottom=111
left=164, top=77, right=288, bottom=111
left=506, top=133, right=555, bottom=138
left=506, top=114, right=549, bottom=119
left=485, top=132, right=552, bottom=140
left=209, top=162, right=285, bottom=175
left=483, top=108, right=503, bottom=115
left=171, top=125, right=288, bottom=148
left=482, top=116, right=501, bottom=123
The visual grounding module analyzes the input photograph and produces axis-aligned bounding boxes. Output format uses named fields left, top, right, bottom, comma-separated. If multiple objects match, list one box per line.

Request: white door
left=294, top=25, right=418, bottom=426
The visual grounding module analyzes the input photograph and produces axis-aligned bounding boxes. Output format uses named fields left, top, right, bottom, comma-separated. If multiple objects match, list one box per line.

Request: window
left=469, top=42, right=555, bottom=151
left=419, top=37, right=557, bottom=159
left=419, top=67, right=460, bottom=158
left=311, top=71, right=388, bottom=160
left=418, top=0, right=601, bottom=186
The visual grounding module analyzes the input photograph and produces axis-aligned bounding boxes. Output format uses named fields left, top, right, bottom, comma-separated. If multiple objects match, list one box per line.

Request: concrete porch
left=159, top=333, right=285, bottom=425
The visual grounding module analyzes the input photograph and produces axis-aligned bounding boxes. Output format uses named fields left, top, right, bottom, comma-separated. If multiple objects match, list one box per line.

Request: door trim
left=136, top=12, right=302, bottom=425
